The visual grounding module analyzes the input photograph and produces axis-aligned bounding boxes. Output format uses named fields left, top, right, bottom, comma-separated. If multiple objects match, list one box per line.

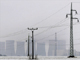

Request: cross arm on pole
left=73, top=18, right=79, bottom=22
left=72, top=10, right=78, bottom=14
left=27, top=28, right=38, bottom=30
left=66, top=14, right=71, bottom=18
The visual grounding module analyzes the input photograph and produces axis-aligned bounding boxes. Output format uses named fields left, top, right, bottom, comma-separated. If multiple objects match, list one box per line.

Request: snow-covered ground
left=0, top=56, right=80, bottom=60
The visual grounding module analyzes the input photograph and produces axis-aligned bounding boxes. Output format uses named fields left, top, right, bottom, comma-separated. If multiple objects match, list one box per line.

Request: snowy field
left=0, top=56, right=80, bottom=60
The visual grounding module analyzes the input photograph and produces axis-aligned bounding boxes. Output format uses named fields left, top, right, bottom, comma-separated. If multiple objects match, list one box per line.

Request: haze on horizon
left=0, top=0, right=80, bottom=53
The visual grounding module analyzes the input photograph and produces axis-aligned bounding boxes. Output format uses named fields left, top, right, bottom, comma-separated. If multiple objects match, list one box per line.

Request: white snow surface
left=0, top=56, right=80, bottom=60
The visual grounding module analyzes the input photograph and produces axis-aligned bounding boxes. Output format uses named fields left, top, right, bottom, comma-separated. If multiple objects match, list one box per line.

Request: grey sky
left=0, top=0, right=80, bottom=52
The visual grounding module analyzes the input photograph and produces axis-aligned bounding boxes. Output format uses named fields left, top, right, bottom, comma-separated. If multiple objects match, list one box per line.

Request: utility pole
left=54, top=33, right=57, bottom=56
left=27, top=28, right=38, bottom=59
left=27, top=35, right=30, bottom=56
left=66, top=2, right=79, bottom=58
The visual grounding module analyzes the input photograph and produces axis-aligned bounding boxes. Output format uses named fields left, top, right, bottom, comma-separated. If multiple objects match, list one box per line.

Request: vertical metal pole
left=54, top=33, right=57, bottom=56
left=66, top=2, right=79, bottom=58
left=32, top=31, right=34, bottom=59
left=69, top=2, right=74, bottom=57
left=28, top=35, right=30, bottom=56
left=27, top=28, right=38, bottom=59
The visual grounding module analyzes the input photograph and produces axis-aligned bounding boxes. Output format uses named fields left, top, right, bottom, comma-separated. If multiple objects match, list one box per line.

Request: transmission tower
left=66, top=2, right=79, bottom=58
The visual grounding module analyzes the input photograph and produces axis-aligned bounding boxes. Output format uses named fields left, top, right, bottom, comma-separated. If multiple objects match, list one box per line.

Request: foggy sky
left=0, top=0, right=80, bottom=52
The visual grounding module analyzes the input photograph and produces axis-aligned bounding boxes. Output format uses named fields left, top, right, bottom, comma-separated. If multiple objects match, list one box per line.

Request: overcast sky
left=0, top=0, right=80, bottom=52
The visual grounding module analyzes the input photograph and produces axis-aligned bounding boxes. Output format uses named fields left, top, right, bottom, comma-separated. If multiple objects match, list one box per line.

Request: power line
left=0, top=3, right=71, bottom=38
left=37, top=18, right=69, bottom=28
left=0, top=18, right=68, bottom=38
left=37, top=24, right=69, bottom=28
left=1, top=22, right=79, bottom=38
left=0, top=29, right=27, bottom=38
left=35, top=22, right=80, bottom=42
left=37, top=19, right=80, bottom=28
left=35, top=19, right=80, bottom=37
left=31, top=3, right=70, bottom=27
left=35, top=18, right=69, bottom=36
left=36, top=27, right=69, bottom=42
